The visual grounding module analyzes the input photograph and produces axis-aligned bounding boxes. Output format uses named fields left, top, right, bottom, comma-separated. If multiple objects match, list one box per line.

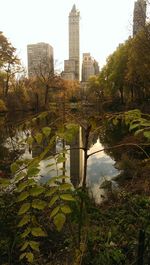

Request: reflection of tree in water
left=0, top=115, right=26, bottom=176
left=99, top=119, right=129, bottom=161
left=0, top=111, right=120, bottom=189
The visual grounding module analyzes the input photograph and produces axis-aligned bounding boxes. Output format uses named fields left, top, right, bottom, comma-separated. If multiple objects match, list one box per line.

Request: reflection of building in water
left=70, top=126, right=84, bottom=187
left=31, top=125, right=84, bottom=187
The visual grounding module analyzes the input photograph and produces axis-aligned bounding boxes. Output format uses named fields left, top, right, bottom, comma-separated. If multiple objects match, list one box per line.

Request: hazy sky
left=0, top=0, right=137, bottom=70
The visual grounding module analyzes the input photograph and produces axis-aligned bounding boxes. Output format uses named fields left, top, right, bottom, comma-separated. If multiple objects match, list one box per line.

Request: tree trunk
left=35, top=93, right=39, bottom=112
left=119, top=87, right=124, bottom=104
left=5, top=74, right=9, bottom=97
left=82, top=125, right=91, bottom=188
left=44, top=84, right=49, bottom=105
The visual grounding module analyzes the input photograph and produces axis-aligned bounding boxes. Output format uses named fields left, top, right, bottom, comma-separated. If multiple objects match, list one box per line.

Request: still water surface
left=1, top=113, right=119, bottom=203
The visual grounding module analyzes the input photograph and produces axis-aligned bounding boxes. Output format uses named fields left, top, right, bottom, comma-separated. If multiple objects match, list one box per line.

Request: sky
left=0, top=0, right=137, bottom=71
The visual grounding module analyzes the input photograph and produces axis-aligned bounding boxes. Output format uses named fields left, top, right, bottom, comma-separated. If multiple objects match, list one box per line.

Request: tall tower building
left=69, top=4, right=80, bottom=79
left=82, top=53, right=99, bottom=82
left=27, top=42, right=54, bottom=77
left=62, top=4, right=80, bottom=80
left=133, top=0, right=146, bottom=36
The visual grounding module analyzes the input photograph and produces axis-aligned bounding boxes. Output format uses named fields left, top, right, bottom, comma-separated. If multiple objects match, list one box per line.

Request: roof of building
left=72, top=4, right=76, bottom=11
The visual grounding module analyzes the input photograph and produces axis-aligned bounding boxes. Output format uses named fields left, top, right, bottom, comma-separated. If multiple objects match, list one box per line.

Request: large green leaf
left=15, top=172, right=26, bottom=182
left=57, top=156, right=66, bottom=164
left=19, top=252, right=27, bottom=261
left=61, top=205, right=72, bottom=214
left=32, top=199, right=46, bottom=210
left=35, top=133, right=43, bottom=144
left=50, top=206, right=60, bottom=218
left=47, top=176, right=59, bottom=185
left=21, top=227, right=31, bottom=238
left=66, top=123, right=78, bottom=133
left=134, top=129, right=144, bottom=136
left=27, top=136, right=34, bottom=145
left=64, top=132, right=74, bottom=142
left=18, top=215, right=30, bottom=227
left=30, top=186, right=45, bottom=197
left=42, top=127, right=51, bottom=137
left=60, top=194, right=75, bottom=201
left=59, top=183, right=73, bottom=191
left=11, top=162, right=19, bottom=174
left=45, top=162, right=55, bottom=168
left=0, top=178, right=10, bottom=187
left=28, top=179, right=37, bottom=186
left=48, top=195, right=59, bottom=208
left=129, top=123, right=140, bottom=131
left=18, top=191, right=29, bottom=202
left=53, top=213, right=66, bottom=231
left=27, top=167, right=40, bottom=177
left=18, top=203, right=31, bottom=215
left=141, top=122, right=150, bottom=127
left=17, top=182, right=28, bottom=192
left=26, top=252, right=34, bottom=263
left=31, top=227, right=47, bottom=237
left=45, top=186, right=58, bottom=197
left=20, top=241, right=29, bottom=251
left=144, top=131, right=150, bottom=140
left=29, top=241, right=39, bottom=252
left=57, top=175, right=70, bottom=180
left=112, top=118, right=119, bottom=126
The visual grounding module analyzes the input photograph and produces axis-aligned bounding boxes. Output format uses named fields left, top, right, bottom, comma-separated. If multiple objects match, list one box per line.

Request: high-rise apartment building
left=62, top=4, right=80, bottom=80
left=27, top=42, right=54, bottom=77
left=133, top=0, right=146, bottom=36
left=82, top=53, right=99, bottom=82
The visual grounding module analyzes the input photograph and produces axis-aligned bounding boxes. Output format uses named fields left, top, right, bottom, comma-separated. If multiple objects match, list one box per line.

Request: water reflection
left=70, top=126, right=84, bottom=187
left=87, top=139, right=118, bottom=203
left=1, top=115, right=119, bottom=204
left=36, top=128, right=118, bottom=204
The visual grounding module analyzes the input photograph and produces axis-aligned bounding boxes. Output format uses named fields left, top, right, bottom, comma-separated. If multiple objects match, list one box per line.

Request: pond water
left=87, top=139, right=118, bottom=203
left=0, top=112, right=119, bottom=204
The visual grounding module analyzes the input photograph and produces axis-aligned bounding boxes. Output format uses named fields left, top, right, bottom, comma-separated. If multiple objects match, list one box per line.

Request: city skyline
left=0, top=0, right=145, bottom=71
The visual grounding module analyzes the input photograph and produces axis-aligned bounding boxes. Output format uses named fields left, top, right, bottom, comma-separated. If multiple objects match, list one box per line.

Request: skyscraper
left=133, top=0, right=146, bottom=36
left=62, top=4, right=80, bottom=80
left=27, top=42, right=54, bottom=77
left=82, top=53, right=99, bottom=82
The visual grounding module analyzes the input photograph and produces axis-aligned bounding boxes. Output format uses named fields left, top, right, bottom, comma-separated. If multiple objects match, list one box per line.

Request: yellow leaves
left=18, top=203, right=30, bottom=215
left=30, top=186, right=45, bottom=197
left=50, top=206, right=60, bottom=218
left=60, top=194, right=75, bottom=201
left=61, top=205, right=72, bottom=214
left=31, top=227, right=47, bottom=237
left=18, top=215, right=30, bottom=227
left=17, top=191, right=30, bottom=202
left=34, top=133, right=43, bottom=144
left=20, top=252, right=34, bottom=263
left=42, top=127, right=51, bottom=137
left=53, top=213, right=66, bottom=232
left=32, top=199, right=46, bottom=210
left=48, top=195, right=59, bottom=208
